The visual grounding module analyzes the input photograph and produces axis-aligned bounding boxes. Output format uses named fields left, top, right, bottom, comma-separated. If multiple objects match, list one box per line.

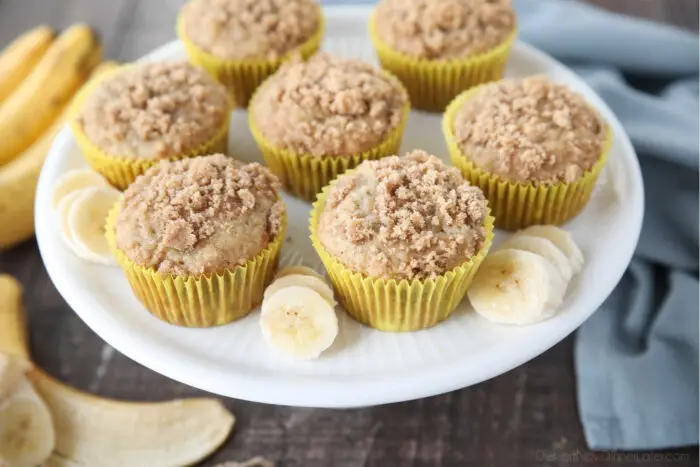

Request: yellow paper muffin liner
left=368, top=10, right=517, bottom=112
left=70, top=64, right=232, bottom=191
left=248, top=95, right=410, bottom=202
left=177, top=7, right=325, bottom=108
left=442, top=87, right=613, bottom=231
left=106, top=203, right=286, bottom=328
left=310, top=177, right=495, bottom=332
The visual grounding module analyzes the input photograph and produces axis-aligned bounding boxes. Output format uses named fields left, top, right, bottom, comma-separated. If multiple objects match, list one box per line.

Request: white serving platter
left=35, top=5, right=644, bottom=408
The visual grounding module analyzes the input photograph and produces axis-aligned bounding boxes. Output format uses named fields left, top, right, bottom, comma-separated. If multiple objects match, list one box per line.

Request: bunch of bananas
left=0, top=24, right=115, bottom=249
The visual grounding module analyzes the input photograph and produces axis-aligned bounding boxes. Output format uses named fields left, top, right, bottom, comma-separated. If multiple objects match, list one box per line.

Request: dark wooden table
left=0, top=1, right=697, bottom=466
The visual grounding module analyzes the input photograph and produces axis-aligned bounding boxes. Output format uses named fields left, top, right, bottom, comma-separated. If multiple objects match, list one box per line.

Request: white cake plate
left=35, top=5, right=643, bottom=408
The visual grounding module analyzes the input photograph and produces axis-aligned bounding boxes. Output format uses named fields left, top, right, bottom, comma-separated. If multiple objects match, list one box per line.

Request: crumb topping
left=317, top=150, right=487, bottom=280
left=374, top=0, right=516, bottom=60
left=115, top=154, right=284, bottom=276
left=78, top=62, right=230, bottom=160
left=250, top=53, right=408, bottom=157
left=180, top=0, right=319, bottom=60
left=453, top=76, right=607, bottom=183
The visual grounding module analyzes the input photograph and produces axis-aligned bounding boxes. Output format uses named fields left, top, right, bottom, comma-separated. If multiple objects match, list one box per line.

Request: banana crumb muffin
left=77, top=62, right=230, bottom=160
left=374, top=0, right=516, bottom=60
left=250, top=53, right=408, bottom=157
left=317, top=150, right=488, bottom=280
left=452, top=75, right=607, bottom=183
left=115, top=154, right=284, bottom=276
left=180, top=0, right=320, bottom=61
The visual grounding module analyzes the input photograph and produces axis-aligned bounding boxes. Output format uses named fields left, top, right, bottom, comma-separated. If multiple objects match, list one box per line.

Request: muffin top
left=250, top=53, right=408, bottom=157
left=374, top=0, right=516, bottom=60
left=115, top=154, right=284, bottom=276
left=453, top=76, right=607, bottom=184
left=77, top=62, right=230, bottom=160
left=180, top=0, right=320, bottom=60
left=317, top=150, right=488, bottom=281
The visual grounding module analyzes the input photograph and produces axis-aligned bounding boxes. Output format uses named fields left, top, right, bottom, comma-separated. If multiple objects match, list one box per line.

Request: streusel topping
left=374, top=0, right=516, bottom=60
left=115, top=154, right=284, bottom=276
left=453, top=76, right=607, bottom=183
left=317, top=150, right=487, bottom=280
left=78, top=62, right=230, bottom=160
left=250, top=53, right=408, bottom=157
left=180, top=0, right=320, bottom=60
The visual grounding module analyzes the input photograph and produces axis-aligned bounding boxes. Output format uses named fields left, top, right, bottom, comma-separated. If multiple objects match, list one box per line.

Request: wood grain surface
left=0, top=1, right=697, bottom=466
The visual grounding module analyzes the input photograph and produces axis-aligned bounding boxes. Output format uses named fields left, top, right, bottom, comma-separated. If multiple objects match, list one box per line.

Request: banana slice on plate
left=275, top=265, right=323, bottom=280
left=519, top=225, right=584, bottom=274
left=260, top=285, right=338, bottom=360
left=57, top=189, right=84, bottom=251
left=467, top=249, right=567, bottom=326
left=264, top=274, right=335, bottom=307
left=66, top=185, right=120, bottom=266
left=0, top=378, right=55, bottom=467
left=498, top=235, right=574, bottom=282
left=51, top=168, right=110, bottom=211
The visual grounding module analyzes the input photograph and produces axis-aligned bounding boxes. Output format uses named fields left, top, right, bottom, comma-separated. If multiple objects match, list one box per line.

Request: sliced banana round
left=260, top=286, right=338, bottom=360
left=499, top=235, right=574, bottom=282
left=67, top=185, right=120, bottom=266
left=57, top=189, right=85, bottom=251
left=275, top=265, right=323, bottom=280
left=519, top=225, right=584, bottom=274
left=0, top=378, right=55, bottom=467
left=467, top=249, right=567, bottom=326
left=51, top=168, right=110, bottom=211
left=264, top=274, right=335, bottom=307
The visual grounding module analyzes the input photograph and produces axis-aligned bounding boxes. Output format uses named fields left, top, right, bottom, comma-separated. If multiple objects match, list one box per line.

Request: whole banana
left=0, top=275, right=235, bottom=467
left=0, top=25, right=55, bottom=104
left=0, top=61, right=118, bottom=250
left=0, top=24, right=101, bottom=168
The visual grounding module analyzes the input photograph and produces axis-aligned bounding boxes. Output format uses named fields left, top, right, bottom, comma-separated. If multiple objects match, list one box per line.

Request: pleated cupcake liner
left=368, top=10, right=517, bottom=112
left=70, top=64, right=232, bottom=190
left=177, top=7, right=325, bottom=108
left=106, top=203, right=286, bottom=328
left=442, top=86, right=613, bottom=230
left=310, top=173, right=494, bottom=332
left=248, top=92, right=410, bottom=202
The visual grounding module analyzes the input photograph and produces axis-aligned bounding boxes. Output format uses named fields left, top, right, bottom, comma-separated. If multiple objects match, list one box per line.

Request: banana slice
left=66, top=185, right=120, bottom=266
left=57, top=189, right=84, bottom=251
left=260, top=285, right=338, bottom=360
left=275, top=265, right=323, bottom=280
left=0, top=378, right=55, bottom=467
left=519, top=225, right=584, bottom=274
left=51, top=168, right=109, bottom=211
left=467, top=249, right=567, bottom=325
left=264, top=274, right=335, bottom=307
left=499, top=235, right=574, bottom=282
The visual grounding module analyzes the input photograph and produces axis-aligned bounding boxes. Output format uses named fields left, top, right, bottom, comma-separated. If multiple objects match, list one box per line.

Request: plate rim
left=35, top=5, right=644, bottom=408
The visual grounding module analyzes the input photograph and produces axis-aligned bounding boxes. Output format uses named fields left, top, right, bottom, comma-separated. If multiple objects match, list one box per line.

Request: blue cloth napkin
left=324, top=0, right=699, bottom=451
left=511, top=0, right=699, bottom=451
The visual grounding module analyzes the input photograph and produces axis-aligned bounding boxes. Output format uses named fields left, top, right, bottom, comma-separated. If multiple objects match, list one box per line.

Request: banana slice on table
left=275, top=265, right=323, bottom=280
left=51, top=168, right=110, bottom=210
left=498, top=235, right=574, bottom=282
left=264, top=273, right=335, bottom=307
left=260, top=285, right=338, bottom=360
left=66, top=185, right=120, bottom=266
left=519, top=225, right=584, bottom=274
left=467, top=249, right=567, bottom=326
left=0, top=377, right=55, bottom=467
